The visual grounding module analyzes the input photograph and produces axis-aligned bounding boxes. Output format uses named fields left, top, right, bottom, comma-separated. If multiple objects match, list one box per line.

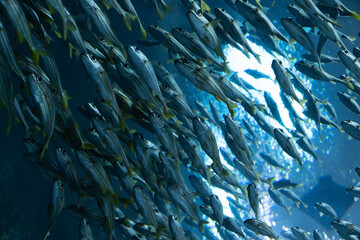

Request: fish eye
left=135, top=47, right=140, bottom=52
left=137, top=234, right=142, bottom=238
left=60, top=148, right=66, bottom=154
left=185, top=135, right=190, bottom=140
left=344, top=50, right=349, bottom=54
left=178, top=27, right=183, bottom=31
left=200, top=118, right=205, bottom=123
left=182, top=59, right=189, bottom=63
left=60, top=183, right=64, bottom=188
left=90, top=55, right=97, bottom=61
left=174, top=216, right=178, bottom=220
left=99, top=116, right=106, bottom=121
left=99, top=37, right=104, bottom=41
left=154, top=25, right=159, bottom=28
left=157, top=61, right=162, bottom=66
left=196, top=9, right=202, bottom=15
left=139, top=186, right=144, bottom=191
left=120, top=161, right=125, bottom=166
left=174, top=185, right=178, bottom=189
left=100, top=99, right=106, bottom=103
left=51, top=88, right=57, bottom=95
left=139, top=133, right=145, bottom=140
left=156, top=113, right=161, bottom=118
left=90, top=128, right=96, bottom=132
left=299, top=60, right=304, bottom=64
left=35, top=30, right=41, bottom=37
left=37, top=76, right=43, bottom=83
left=243, top=0, right=248, bottom=2
left=123, top=63, right=129, bottom=69
left=279, top=60, right=283, bottom=65
left=221, top=8, right=225, bottom=11
left=210, top=70, right=214, bottom=74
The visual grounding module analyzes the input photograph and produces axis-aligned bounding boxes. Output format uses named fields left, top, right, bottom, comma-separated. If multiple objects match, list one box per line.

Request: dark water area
left=1, top=0, right=360, bottom=239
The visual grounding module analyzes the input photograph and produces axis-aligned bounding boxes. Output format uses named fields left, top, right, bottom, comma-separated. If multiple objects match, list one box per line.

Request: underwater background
left=1, top=0, right=360, bottom=239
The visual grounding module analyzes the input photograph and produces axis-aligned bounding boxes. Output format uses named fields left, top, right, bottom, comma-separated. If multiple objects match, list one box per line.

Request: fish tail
left=345, top=79, right=354, bottom=90
left=122, top=12, right=135, bottom=31
left=155, top=5, right=164, bottom=21
left=350, top=11, right=360, bottom=21
left=198, top=219, right=209, bottom=233
left=255, top=0, right=263, bottom=10
left=139, top=22, right=147, bottom=39
left=161, top=2, right=171, bottom=15
left=40, top=140, right=49, bottom=161
left=226, top=101, right=237, bottom=118
left=253, top=53, right=261, bottom=64
left=200, top=0, right=211, bottom=12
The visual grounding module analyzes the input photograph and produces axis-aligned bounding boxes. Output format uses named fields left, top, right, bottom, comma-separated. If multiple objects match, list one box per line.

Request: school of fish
left=1, top=0, right=360, bottom=239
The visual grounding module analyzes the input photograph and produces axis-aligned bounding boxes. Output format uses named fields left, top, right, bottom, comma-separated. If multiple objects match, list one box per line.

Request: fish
left=247, top=183, right=260, bottom=219
left=244, top=219, right=279, bottom=240
left=186, top=9, right=226, bottom=61
left=168, top=215, right=186, bottom=240
left=223, top=217, right=248, bottom=239
left=337, top=92, right=360, bottom=114
left=179, top=136, right=210, bottom=181
left=167, top=185, right=208, bottom=232
left=268, top=187, right=292, bottom=215
left=43, top=179, right=65, bottom=240
left=294, top=0, right=341, bottom=27
left=79, top=218, right=93, bottom=240
left=81, top=54, right=125, bottom=130
left=235, top=0, right=288, bottom=43
left=273, top=128, right=303, bottom=170
left=314, top=201, right=338, bottom=219
left=338, top=50, right=360, bottom=79
left=153, top=62, right=183, bottom=95
left=317, top=0, right=360, bottom=20
left=281, top=17, right=321, bottom=69
left=188, top=175, right=213, bottom=204
left=54, top=147, right=82, bottom=204
left=280, top=188, right=308, bottom=208
left=148, top=25, right=197, bottom=63
left=291, top=226, right=311, bottom=240
left=260, top=152, right=287, bottom=170
left=78, top=0, right=124, bottom=49
left=264, top=91, right=284, bottom=126
left=133, top=185, right=167, bottom=236
left=214, top=8, right=261, bottom=63
left=294, top=60, right=353, bottom=89
left=313, top=229, right=325, bottom=240
left=272, top=60, right=304, bottom=105
left=171, top=27, right=227, bottom=72
left=245, top=69, right=272, bottom=80
left=175, top=58, right=237, bottom=117
left=209, top=194, right=224, bottom=229
left=26, top=74, right=56, bottom=159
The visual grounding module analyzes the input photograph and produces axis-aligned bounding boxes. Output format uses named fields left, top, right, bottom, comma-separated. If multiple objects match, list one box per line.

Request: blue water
left=1, top=0, right=360, bottom=239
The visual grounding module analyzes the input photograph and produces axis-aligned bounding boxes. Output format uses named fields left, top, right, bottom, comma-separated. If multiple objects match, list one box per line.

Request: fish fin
left=288, top=38, right=296, bottom=50
left=319, top=212, right=323, bottom=217
left=81, top=142, right=96, bottom=150
left=31, top=49, right=45, bottom=65
left=295, top=202, right=300, bottom=208
left=119, top=197, right=133, bottom=209
left=286, top=207, right=292, bottom=215
left=198, top=220, right=209, bottom=233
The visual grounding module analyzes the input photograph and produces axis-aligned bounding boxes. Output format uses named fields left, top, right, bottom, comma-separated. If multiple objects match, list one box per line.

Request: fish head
left=193, top=116, right=209, bottom=134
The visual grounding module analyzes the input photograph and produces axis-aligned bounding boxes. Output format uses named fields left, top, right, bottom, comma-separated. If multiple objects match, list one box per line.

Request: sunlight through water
left=203, top=40, right=320, bottom=236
